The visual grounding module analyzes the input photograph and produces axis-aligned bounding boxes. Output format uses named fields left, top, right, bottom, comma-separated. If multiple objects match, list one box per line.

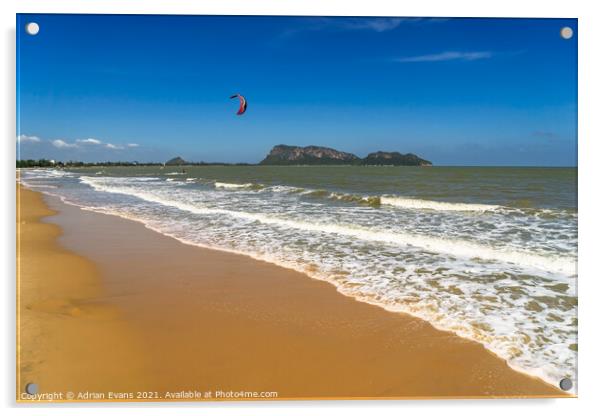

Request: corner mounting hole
left=25, top=383, right=38, bottom=394
left=560, top=27, right=573, bottom=40
left=26, top=22, right=40, bottom=36
left=559, top=378, right=573, bottom=391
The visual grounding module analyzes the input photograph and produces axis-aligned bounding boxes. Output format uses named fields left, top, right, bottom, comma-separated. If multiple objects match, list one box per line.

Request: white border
left=3, top=1, right=601, bottom=415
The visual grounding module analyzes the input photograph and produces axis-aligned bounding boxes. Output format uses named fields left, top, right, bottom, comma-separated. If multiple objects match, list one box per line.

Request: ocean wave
left=135, top=177, right=568, bottom=218
left=129, top=177, right=162, bottom=181
left=328, top=192, right=381, bottom=207
left=214, top=181, right=264, bottom=190
left=381, top=196, right=500, bottom=212
left=264, top=185, right=306, bottom=194
left=22, top=168, right=75, bottom=178
left=21, top=183, right=58, bottom=189
left=267, top=185, right=499, bottom=212
left=78, top=178, right=575, bottom=276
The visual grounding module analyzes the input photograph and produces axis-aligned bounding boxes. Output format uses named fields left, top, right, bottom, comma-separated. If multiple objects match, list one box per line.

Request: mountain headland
left=259, top=145, right=432, bottom=166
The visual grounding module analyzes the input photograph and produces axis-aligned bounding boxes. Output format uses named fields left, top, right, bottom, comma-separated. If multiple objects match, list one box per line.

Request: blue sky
left=17, top=15, right=577, bottom=166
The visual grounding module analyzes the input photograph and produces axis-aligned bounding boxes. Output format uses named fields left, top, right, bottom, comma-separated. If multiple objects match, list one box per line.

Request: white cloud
left=77, top=138, right=103, bottom=145
left=52, top=139, right=78, bottom=149
left=396, top=51, right=493, bottom=63
left=17, top=135, right=41, bottom=143
left=76, top=138, right=131, bottom=149
left=105, top=143, right=124, bottom=150
left=275, top=17, right=434, bottom=43
left=309, top=17, right=445, bottom=33
left=21, top=134, right=133, bottom=152
left=338, top=18, right=406, bottom=32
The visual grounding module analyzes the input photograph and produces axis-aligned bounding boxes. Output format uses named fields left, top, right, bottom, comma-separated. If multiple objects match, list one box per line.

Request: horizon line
left=16, top=159, right=577, bottom=168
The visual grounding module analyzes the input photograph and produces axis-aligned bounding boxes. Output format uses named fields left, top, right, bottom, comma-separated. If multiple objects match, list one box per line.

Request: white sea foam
left=264, top=185, right=305, bottom=193
left=79, top=177, right=575, bottom=276
left=175, top=177, right=502, bottom=213
left=215, top=182, right=254, bottom=189
left=268, top=185, right=502, bottom=212
left=22, top=168, right=74, bottom=178
left=22, top=183, right=58, bottom=189
left=129, top=177, right=161, bottom=181
left=381, top=196, right=500, bottom=212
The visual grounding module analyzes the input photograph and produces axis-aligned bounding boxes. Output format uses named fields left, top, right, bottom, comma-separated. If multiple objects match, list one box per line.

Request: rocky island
left=259, top=145, right=432, bottom=166
left=259, top=145, right=360, bottom=165
left=165, top=156, right=188, bottom=166
left=361, top=151, right=431, bottom=166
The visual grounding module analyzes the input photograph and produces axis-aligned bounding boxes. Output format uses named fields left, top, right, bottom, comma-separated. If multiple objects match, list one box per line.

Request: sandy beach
left=17, top=184, right=568, bottom=401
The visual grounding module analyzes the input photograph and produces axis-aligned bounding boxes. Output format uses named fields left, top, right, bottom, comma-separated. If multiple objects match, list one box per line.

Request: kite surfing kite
left=230, top=94, right=247, bottom=115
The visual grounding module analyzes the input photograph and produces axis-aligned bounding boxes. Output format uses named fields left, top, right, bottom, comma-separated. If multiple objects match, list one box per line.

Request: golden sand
left=17, top=185, right=568, bottom=401
left=17, top=185, right=149, bottom=399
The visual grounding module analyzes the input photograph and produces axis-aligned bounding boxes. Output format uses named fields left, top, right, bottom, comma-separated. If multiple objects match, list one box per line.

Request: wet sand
left=17, top=185, right=567, bottom=400
left=17, top=185, right=149, bottom=400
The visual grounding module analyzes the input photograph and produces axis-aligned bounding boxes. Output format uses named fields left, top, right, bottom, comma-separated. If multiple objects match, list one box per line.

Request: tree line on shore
left=17, top=159, right=164, bottom=168
left=16, top=159, right=253, bottom=168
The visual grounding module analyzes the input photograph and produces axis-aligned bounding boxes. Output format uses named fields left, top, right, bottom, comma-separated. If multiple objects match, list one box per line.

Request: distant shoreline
left=16, top=163, right=577, bottom=169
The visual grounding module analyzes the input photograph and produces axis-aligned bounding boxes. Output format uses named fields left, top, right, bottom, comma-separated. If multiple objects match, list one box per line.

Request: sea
left=20, top=165, right=577, bottom=390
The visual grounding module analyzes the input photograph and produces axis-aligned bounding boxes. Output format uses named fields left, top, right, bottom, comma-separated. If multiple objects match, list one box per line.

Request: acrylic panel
left=16, top=14, right=577, bottom=402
